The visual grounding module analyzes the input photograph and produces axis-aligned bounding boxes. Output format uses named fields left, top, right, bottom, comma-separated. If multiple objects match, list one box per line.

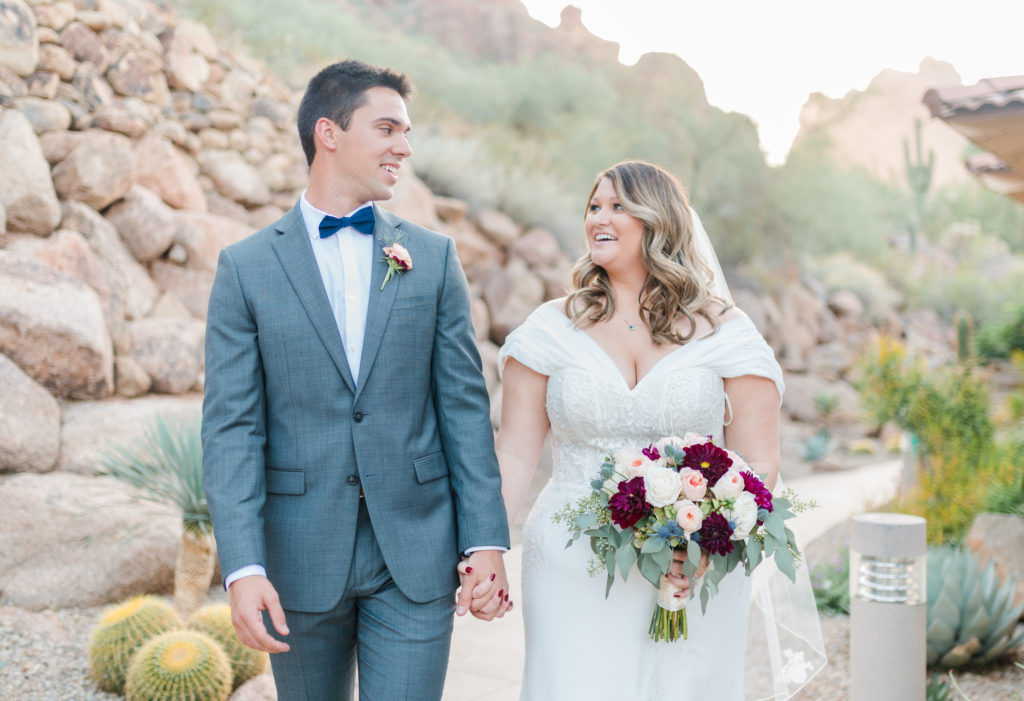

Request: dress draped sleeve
left=498, top=301, right=575, bottom=379
left=691, top=314, right=785, bottom=404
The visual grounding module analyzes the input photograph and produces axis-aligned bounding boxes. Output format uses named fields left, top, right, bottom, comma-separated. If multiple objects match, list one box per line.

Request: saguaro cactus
left=904, top=117, right=934, bottom=251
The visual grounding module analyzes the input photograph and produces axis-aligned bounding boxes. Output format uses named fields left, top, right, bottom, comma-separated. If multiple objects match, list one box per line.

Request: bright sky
left=519, top=0, right=1022, bottom=165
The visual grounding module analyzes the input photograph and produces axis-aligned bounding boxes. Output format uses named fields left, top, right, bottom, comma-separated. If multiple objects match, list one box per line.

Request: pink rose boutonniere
left=381, top=243, right=412, bottom=290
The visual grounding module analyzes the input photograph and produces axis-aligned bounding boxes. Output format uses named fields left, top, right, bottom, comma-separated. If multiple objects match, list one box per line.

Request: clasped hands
left=666, top=548, right=710, bottom=599
left=456, top=549, right=511, bottom=621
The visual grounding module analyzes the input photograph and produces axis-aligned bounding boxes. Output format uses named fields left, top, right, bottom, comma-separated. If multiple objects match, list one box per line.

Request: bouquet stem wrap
left=650, top=575, right=688, bottom=642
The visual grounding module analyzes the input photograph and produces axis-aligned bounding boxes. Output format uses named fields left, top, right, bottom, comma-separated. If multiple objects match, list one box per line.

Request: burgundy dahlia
left=698, top=512, right=735, bottom=556
left=682, top=441, right=733, bottom=484
left=608, top=477, right=651, bottom=529
left=742, top=471, right=774, bottom=513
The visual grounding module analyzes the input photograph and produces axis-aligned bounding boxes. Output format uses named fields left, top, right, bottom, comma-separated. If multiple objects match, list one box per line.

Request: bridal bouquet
left=553, top=433, right=811, bottom=642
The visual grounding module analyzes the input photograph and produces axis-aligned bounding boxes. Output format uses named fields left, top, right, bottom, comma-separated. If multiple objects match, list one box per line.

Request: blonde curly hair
left=565, top=160, right=729, bottom=345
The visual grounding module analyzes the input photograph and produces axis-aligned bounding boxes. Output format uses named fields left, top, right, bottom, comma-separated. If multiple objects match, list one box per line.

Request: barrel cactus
left=124, top=630, right=232, bottom=701
left=89, top=595, right=182, bottom=693
left=926, top=546, right=1024, bottom=667
left=189, top=604, right=269, bottom=689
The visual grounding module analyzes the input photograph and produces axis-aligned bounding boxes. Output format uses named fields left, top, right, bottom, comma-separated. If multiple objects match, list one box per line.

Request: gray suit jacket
left=202, top=203, right=509, bottom=612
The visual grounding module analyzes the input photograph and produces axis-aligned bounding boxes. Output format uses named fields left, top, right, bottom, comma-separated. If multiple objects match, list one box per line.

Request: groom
left=202, top=59, right=510, bottom=700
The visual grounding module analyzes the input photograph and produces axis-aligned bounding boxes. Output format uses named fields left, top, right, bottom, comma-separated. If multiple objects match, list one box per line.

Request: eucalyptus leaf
left=773, top=547, right=796, bottom=581
left=641, top=538, right=665, bottom=554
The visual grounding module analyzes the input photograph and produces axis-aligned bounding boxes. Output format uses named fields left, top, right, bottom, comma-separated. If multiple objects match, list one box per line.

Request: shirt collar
left=299, top=191, right=373, bottom=241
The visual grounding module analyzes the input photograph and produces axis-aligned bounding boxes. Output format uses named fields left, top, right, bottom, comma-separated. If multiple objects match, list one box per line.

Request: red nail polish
left=465, top=566, right=473, bottom=574
left=490, top=573, right=496, bottom=581
left=498, top=589, right=503, bottom=598
left=504, top=594, right=509, bottom=601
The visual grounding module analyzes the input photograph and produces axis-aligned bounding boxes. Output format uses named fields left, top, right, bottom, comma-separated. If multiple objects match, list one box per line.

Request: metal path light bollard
left=850, top=513, right=927, bottom=701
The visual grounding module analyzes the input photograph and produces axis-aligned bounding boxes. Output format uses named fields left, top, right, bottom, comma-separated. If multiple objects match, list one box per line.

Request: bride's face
left=585, top=178, right=645, bottom=275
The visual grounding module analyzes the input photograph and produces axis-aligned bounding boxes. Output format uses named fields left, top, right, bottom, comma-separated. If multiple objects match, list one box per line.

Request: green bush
left=810, top=549, right=850, bottom=616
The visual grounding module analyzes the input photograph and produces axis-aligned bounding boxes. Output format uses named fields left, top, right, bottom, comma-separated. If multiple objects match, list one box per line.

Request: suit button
left=346, top=474, right=360, bottom=486
left=353, top=411, right=364, bottom=423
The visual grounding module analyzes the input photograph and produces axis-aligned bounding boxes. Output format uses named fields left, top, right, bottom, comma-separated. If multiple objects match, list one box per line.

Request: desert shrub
left=810, top=549, right=850, bottom=616
left=803, top=252, right=902, bottom=323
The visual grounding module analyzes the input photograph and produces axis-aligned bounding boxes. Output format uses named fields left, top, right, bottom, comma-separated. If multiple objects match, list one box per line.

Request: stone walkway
left=441, top=459, right=904, bottom=701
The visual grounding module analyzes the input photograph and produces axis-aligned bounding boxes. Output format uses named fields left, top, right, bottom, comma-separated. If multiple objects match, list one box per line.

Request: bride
left=493, top=161, right=825, bottom=699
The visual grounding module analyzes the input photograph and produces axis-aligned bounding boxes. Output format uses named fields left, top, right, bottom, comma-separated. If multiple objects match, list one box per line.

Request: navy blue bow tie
left=319, top=207, right=375, bottom=238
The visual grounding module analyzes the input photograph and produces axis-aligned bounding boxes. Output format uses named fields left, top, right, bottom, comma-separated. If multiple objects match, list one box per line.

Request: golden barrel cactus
left=124, top=630, right=232, bottom=701
left=88, top=595, right=182, bottom=693
left=189, top=604, right=269, bottom=689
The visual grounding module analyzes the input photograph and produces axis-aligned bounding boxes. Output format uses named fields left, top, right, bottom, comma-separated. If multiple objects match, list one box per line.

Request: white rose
left=643, top=466, right=682, bottom=507
left=674, top=499, right=704, bottom=534
left=729, top=492, right=759, bottom=539
left=711, top=468, right=745, bottom=500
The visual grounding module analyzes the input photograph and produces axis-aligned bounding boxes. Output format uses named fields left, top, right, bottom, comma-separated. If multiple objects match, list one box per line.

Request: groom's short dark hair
left=297, top=59, right=413, bottom=166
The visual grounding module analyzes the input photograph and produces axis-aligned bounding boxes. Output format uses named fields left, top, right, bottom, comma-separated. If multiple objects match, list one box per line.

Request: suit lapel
left=271, top=204, right=357, bottom=394
left=355, top=205, right=403, bottom=398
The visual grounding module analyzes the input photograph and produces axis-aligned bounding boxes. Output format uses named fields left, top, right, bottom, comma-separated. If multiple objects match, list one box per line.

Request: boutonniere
left=380, top=242, right=412, bottom=290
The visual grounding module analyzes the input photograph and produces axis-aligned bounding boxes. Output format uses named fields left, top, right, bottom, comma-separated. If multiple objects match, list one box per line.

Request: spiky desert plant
left=124, top=630, right=232, bottom=701
left=926, top=546, right=1024, bottom=668
left=189, top=604, right=269, bottom=689
left=100, top=411, right=214, bottom=619
left=88, top=595, right=182, bottom=694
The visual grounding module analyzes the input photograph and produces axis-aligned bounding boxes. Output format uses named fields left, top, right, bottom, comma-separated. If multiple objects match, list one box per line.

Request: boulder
left=105, top=184, right=177, bottom=262
left=105, top=45, right=170, bottom=106
left=0, top=0, right=38, bottom=76
left=52, top=129, right=134, bottom=210
left=476, top=208, right=520, bottom=247
left=173, top=210, right=252, bottom=271
left=434, top=195, right=469, bottom=223
left=0, top=110, right=62, bottom=235
left=32, top=2, right=75, bottom=32
left=126, top=318, right=205, bottom=394
left=161, top=25, right=210, bottom=92
left=201, top=151, right=271, bottom=207
left=58, top=394, right=202, bottom=474
left=61, top=200, right=158, bottom=321
left=965, top=513, right=1024, bottom=612
left=148, top=291, right=192, bottom=320
left=24, top=70, right=58, bottom=98
left=71, top=61, right=116, bottom=111
left=3, top=229, right=114, bottom=326
left=36, top=43, right=75, bottom=80
left=0, top=353, right=60, bottom=473
left=509, top=226, right=566, bottom=269
left=480, top=258, right=544, bottom=345
left=0, top=251, right=113, bottom=399
left=150, top=260, right=214, bottom=320
left=133, top=133, right=207, bottom=212
left=14, top=95, right=71, bottom=132
left=60, top=21, right=109, bottom=72
left=781, top=373, right=860, bottom=425
left=448, top=219, right=502, bottom=268
left=37, top=129, right=90, bottom=164
left=0, top=472, right=179, bottom=609
left=114, top=353, right=151, bottom=397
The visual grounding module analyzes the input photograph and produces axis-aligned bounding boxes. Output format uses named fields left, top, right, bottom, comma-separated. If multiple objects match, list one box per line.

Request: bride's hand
left=665, top=549, right=709, bottom=597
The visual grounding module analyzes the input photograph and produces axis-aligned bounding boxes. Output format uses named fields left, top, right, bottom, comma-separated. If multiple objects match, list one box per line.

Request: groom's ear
left=314, top=118, right=340, bottom=154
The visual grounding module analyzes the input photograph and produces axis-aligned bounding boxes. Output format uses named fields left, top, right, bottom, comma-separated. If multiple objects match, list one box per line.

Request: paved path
left=441, top=459, right=904, bottom=701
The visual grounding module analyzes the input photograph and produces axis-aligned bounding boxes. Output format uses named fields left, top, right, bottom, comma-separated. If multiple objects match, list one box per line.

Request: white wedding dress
left=500, top=300, right=824, bottom=701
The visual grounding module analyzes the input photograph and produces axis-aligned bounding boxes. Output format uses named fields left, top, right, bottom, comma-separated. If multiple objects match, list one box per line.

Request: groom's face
left=331, top=86, right=412, bottom=205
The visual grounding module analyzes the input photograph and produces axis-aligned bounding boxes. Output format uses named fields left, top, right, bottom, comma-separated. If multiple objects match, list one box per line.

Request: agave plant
left=926, top=545, right=1024, bottom=668
left=101, top=412, right=213, bottom=619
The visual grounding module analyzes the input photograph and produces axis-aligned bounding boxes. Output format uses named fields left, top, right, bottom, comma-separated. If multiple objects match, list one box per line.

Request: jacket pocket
left=392, top=294, right=434, bottom=311
left=266, top=467, right=305, bottom=495
left=413, top=452, right=448, bottom=483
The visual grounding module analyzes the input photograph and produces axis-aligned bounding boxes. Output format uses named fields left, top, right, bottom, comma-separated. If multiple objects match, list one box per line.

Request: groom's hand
left=229, top=575, right=291, bottom=653
left=455, top=550, right=511, bottom=621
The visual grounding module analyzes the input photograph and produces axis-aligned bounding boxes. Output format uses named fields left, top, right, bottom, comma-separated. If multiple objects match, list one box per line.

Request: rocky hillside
left=0, top=0, right=958, bottom=613
left=791, top=58, right=971, bottom=188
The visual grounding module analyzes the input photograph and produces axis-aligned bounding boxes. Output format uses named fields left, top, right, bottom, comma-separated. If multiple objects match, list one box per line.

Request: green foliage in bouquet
left=926, top=546, right=1024, bottom=668
left=189, top=604, right=269, bottom=689
left=124, top=630, right=232, bottom=701
left=89, top=595, right=182, bottom=693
